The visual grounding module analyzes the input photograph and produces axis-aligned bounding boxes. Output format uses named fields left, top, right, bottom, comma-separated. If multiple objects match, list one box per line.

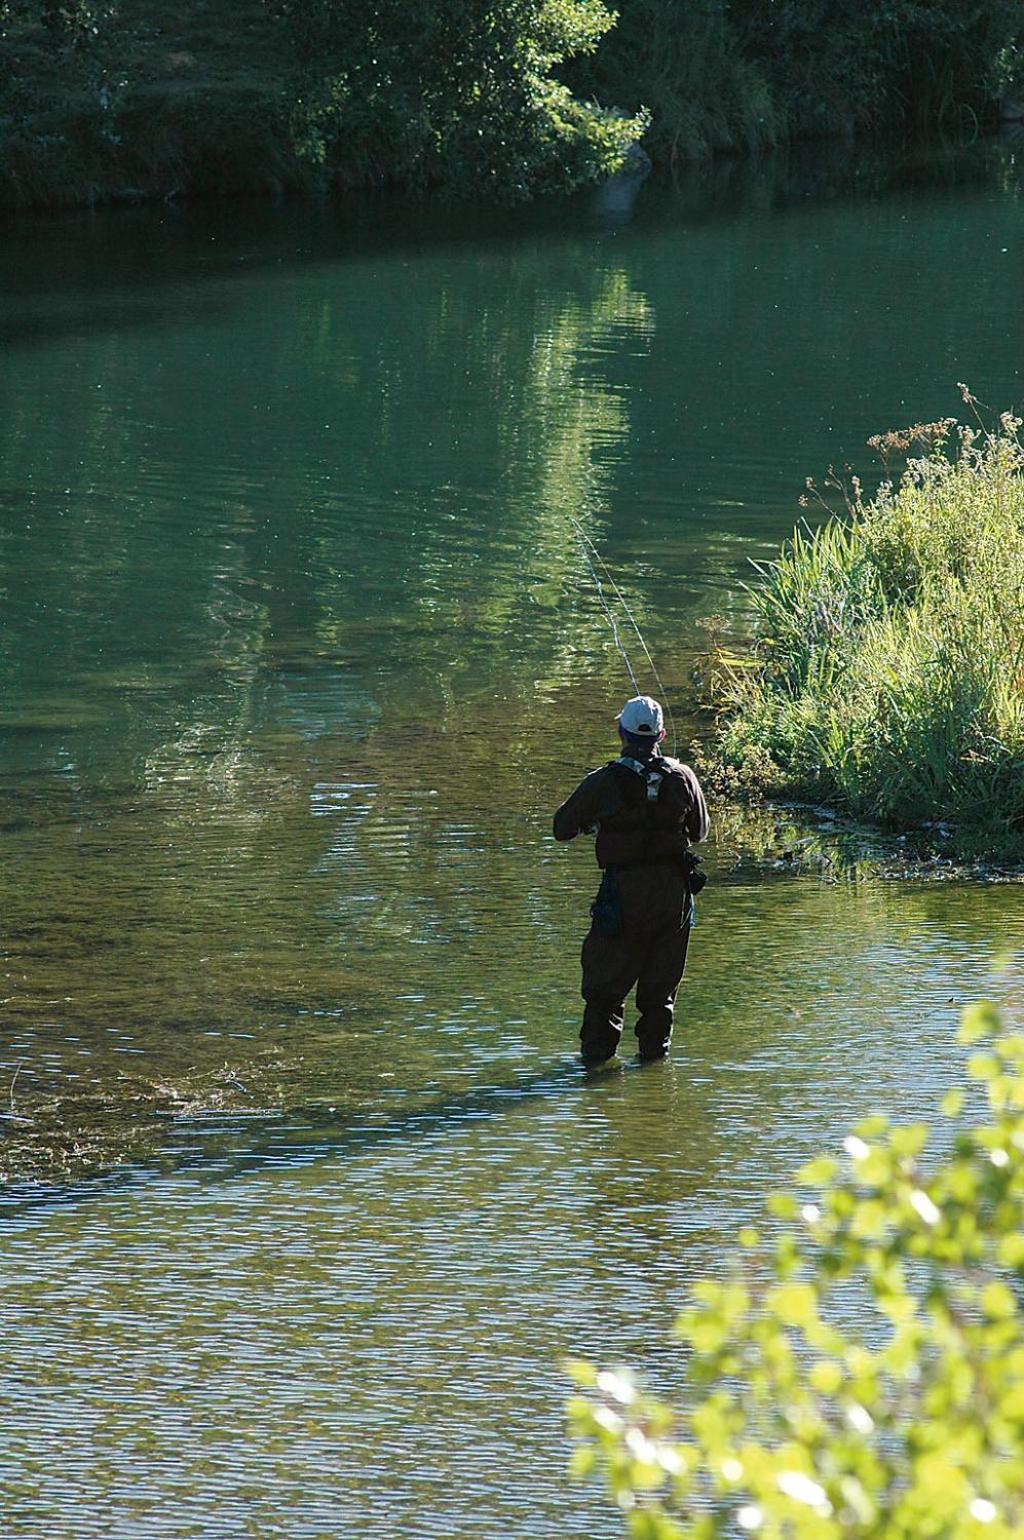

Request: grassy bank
left=709, top=402, right=1024, bottom=860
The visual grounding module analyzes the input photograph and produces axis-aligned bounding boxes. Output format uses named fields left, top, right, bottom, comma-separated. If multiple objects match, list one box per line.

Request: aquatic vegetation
left=708, top=401, right=1024, bottom=859
left=0, top=1053, right=291, bottom=1190
left=569, top=999, right=1024, bottom=1536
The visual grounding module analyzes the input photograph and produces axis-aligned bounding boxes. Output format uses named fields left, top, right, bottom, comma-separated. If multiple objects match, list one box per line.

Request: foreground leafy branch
left=568, top=1001, right=1024, bottom=1537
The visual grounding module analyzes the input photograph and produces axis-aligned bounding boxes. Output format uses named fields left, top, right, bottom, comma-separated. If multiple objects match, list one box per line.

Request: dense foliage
left=710, top=403, right=1024, bottom=857
left=0, top=0, right=642, bottom=203
left=264, top=0, right=646, bottom=198
left=567, top=0, right=779, bottom=161
left=738, top=0, right=1022, bottom=137
left=570, top=0, right=1023, bottom=162
left=569, top=999, right=1024, bottom=1536
left=0, top=0, right=1021, bottom=203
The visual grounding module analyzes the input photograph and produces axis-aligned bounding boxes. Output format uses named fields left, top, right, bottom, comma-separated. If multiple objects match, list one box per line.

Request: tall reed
left=713, top=405, right=1024, bottom=856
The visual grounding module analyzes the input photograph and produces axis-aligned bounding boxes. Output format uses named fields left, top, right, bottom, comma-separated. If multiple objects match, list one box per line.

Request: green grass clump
left=713, top=405, right=1024, bottom=857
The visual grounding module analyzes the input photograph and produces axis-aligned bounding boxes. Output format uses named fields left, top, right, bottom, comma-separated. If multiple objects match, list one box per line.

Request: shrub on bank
left=264, top=0, right=646, bottom=199
left=568, top=1000, right=1024, bottom=1536
left=0, top=0, right=644, bottom=205
left=710, top=407, right=1024, bottom=856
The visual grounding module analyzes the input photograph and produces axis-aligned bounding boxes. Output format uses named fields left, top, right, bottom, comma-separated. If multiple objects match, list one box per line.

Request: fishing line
left=573, top=525, right=642, bottom=696
left=570, top=516, right=679, bottom=758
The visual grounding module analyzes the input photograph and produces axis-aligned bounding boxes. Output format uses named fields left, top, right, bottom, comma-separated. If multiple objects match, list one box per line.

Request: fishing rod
left=569, top=515, right=679, bottom=759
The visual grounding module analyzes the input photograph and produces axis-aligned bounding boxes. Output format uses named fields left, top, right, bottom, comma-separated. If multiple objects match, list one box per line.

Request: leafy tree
left=265, top=0, right=646, bottom=198
left=569, top=1000, right=1024, bottom=1536
left=39, top=0, right=108, bottom=43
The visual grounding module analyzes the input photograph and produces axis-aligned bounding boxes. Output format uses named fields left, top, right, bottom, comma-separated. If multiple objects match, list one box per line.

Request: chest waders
left=581, top=756, right=703, bottom=1065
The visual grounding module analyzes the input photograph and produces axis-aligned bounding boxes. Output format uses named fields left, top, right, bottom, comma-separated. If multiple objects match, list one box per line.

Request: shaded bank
left=0, top=0, right=642, bottom=209
left=568, top=0, right=1024, bottom=165
left=1, top=0, right=1021, bottom=210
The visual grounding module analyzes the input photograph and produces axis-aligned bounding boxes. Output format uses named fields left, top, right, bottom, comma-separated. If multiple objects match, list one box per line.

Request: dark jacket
left=553, top=752, right=709, bottom=869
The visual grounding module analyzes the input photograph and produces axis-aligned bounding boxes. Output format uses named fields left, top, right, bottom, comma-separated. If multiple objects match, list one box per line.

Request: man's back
left=553, top=751, right=709, bottom=868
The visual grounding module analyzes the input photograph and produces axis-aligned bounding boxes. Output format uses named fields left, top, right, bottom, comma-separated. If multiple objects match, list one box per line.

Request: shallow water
left=2, top=142, right=1024, bottom=1535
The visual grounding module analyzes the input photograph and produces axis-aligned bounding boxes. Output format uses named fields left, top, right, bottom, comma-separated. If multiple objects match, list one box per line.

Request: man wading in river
left=553, top=695, right=709, bottom=1067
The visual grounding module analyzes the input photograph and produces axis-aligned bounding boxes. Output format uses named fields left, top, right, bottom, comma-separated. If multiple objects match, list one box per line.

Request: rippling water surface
left=2, top=144, right=1024, bottom=1536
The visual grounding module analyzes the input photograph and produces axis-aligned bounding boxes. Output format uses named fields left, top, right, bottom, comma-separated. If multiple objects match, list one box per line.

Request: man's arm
left=680, top=764, right=710, bottom=845
left=553, top=768, right=611, bottom=842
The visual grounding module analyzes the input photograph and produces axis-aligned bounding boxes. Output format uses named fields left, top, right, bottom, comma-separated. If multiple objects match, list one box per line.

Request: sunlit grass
left=711, top=400, right=1024, bottom=858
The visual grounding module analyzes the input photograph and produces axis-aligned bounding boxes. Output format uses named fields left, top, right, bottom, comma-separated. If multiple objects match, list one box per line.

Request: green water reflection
left=2, top=142, right=1024, bottom=1535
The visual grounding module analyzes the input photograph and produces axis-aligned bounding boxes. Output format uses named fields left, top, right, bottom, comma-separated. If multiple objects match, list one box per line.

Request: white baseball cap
left=617, top=695, right=663, bottom=736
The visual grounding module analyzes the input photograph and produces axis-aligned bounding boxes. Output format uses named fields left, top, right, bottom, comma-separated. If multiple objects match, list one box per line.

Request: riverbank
left=0, top=0, right=643, bottom=208
left=1, top=0, right=1020, bottom=210
left=567, top=0, right=1024, bottom=166
left=0, top=1, right=305, bottom=207
left=707, top=403, right=1024, bottom=862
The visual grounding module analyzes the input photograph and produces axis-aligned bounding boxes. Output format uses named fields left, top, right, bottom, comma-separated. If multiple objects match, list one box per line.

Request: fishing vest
left=594, top=754, right=694, bottom=869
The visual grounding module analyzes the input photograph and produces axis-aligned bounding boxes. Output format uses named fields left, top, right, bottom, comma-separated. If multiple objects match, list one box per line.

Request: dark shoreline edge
left=2, top=67, right=1020, bottom=217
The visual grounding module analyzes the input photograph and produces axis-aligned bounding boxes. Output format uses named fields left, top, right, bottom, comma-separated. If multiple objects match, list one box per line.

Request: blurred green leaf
left=568, top=1001, right=1024, bottom=1536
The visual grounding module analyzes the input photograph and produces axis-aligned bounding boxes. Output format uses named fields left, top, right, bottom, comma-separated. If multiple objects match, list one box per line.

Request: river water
left=2, top=143, right=1024, bottom=1536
